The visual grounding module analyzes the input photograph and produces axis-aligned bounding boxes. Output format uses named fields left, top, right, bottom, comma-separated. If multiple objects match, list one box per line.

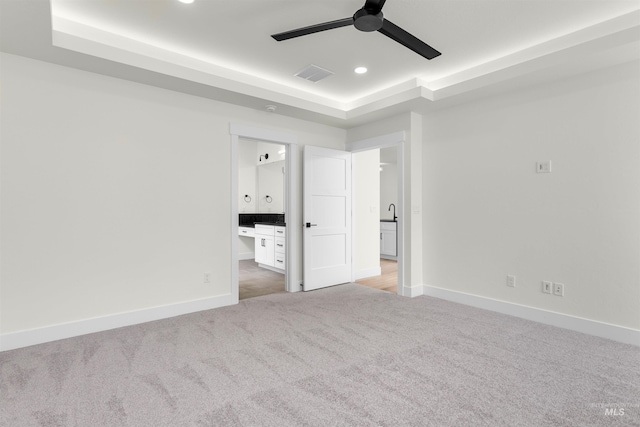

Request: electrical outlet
left=542, top=281, right=552, bottom=294
left=204, top=272, right=211, bottom=284
left=553, top=282, right=564, bottom=296
left=507, top=275, right=516, bottom=288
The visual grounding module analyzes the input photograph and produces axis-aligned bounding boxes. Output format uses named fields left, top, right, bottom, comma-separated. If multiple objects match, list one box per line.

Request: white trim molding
left=404, top=285, right=425, bottom=298
left=422, top=285, right=640, bottom=347
left=347, top=131, right=406, bottom=297
left=0, top=294, right=235, bottom=352
left=229, top=123, right=299, bottom=295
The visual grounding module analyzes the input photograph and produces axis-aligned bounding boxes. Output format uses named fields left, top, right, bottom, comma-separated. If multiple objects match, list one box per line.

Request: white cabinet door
left=380, top=222, right=397, bottom=256
left=380, top=230, right=397, bottom=256
left=255, top=235, right=274, bottom=266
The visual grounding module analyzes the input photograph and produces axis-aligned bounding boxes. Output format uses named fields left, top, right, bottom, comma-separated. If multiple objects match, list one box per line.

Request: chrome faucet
left=388, top=203, right=397, bottom=222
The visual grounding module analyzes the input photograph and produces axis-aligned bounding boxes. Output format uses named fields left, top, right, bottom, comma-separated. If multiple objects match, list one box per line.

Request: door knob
left=305, top=223, right=317, bottom=228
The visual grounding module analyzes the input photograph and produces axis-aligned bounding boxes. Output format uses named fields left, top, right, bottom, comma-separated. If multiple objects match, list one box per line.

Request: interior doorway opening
left=230, top=124, right=299, bottom=305
left=237, top=139, right=287, bottom=300
left=347, top=132, right=405, bottom=296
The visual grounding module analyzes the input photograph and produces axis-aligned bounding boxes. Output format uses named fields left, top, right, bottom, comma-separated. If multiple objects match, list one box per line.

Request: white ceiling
left=1, top=0, right=639, bottom=127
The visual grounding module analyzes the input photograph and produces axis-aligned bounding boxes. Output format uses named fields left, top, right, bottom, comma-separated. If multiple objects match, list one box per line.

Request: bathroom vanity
left=238, top=213, right=285, bottom=273
left=380, top=220, right=397, bottom=258
left=254, top=224, right=286, bottom=272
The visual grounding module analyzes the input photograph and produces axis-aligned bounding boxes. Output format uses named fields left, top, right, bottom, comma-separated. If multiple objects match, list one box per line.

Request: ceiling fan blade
left=272, top=17, right=354, bottom=41
left=364, top=0, right=387, bottom=13
left=378, top=19, right=441, bottom=60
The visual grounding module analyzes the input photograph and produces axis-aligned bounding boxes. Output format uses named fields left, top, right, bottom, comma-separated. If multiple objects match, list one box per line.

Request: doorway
left=237, top=139, right=287, bottom=299
left=354, top=146, right=399, bottom=293
left=347, top=132, right=405, bottom=296
left=230, top=124, right=299, bottom=304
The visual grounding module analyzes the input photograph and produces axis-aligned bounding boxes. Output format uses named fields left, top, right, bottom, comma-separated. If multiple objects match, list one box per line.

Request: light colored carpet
left=1, top=284, right=638, bottom=426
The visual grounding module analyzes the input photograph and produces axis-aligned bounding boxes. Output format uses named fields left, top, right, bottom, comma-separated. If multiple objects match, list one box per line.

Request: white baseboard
left=0, top=293, right=236, bottom=352
left=238, top=252, right=254, bottom=261
left=288, top=280, right=303, bottom=293
left=422, top=285, right=640, bottom=347
left=404, top=285, right=424, bottom=298
left=354, top=266, right=382, bottom=281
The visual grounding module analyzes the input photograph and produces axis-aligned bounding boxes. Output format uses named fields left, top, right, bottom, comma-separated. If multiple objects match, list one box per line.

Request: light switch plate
left=536, top=161, right=552, bottom=173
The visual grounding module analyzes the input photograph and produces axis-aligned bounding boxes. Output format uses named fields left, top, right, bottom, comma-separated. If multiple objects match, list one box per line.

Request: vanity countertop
left=254, top=222, right=286, bottom=227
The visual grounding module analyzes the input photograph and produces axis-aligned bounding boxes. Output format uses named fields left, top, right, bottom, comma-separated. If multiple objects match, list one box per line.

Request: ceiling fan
left=271, top=0, right=441, bottom=60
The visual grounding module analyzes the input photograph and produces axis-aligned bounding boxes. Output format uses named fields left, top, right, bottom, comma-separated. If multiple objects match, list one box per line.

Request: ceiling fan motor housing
left=353, top=9, right=384, bottom=32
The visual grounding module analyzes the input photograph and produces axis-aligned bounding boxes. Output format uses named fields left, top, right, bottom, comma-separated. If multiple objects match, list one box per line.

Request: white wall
left=238, top=138, right=257, bottom=213
left=423, top=60, right=640, bottom=330
left=256, top=141, right=286, bottom=166
left=255, top=141, right=286, bottom=212
left=0, top=53, right=345, bottom=339
left=380, top=162, right=398, bottom=220
left=353, top=149, right=380, bottom=279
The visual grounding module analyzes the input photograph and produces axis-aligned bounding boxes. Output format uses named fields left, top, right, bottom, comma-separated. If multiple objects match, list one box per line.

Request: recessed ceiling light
left=354, top=67, right=368, bottom=74
left=178, top=0, right=194, bottom=4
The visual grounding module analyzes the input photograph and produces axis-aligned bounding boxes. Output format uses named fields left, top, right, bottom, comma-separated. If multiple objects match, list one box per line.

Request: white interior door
left=303, top=145, right=352, bottom=291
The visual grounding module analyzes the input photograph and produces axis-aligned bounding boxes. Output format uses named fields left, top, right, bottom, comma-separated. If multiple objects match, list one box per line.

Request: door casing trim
left=346, top=131, right=406, bottom=296
left=230, top=123, right=299, bottom=302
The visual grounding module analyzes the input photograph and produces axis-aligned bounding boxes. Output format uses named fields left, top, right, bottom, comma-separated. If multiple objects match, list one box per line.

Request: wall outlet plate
left=507, top=275, right=516, bottom=287
left=553, top=282, right=564, bottom=296
left=542, top=281, right=552, bottom=294
left=536, top=161, right=552, bottom=173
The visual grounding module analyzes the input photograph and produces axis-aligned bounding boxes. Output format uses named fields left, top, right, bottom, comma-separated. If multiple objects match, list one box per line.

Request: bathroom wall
left=380, top=146, right=398, bottom=221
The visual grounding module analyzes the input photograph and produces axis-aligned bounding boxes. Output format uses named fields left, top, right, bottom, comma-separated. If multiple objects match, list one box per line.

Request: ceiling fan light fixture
left=354, top=67, right=368, bottom=74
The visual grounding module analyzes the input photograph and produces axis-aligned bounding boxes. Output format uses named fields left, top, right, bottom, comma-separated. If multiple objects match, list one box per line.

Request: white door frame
left=230, top=123, right=299, bottom=303
left=346, top=131, right=406, bottom=296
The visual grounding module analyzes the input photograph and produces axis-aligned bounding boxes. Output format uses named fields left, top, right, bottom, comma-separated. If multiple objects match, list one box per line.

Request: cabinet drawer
left=274, top=253, right=286, bottom=270
left=254, top=224, right=275, bottom=236
left=275, top=226, right=286, bottom=237
left=238, top=227, right=255, bottom=237
left=275, top=237, right=285, bottom=253
left=380, top=221, right=397, bottom=231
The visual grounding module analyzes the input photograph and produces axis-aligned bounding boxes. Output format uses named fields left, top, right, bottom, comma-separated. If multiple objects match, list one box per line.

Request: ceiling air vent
left=295, top=64, right=334, bottom=83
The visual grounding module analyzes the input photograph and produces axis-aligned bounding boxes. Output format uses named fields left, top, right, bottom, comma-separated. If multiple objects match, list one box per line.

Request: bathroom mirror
left=238, top=138, right=285, bottom=213
left=257, top=160, right=285, bottom=213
